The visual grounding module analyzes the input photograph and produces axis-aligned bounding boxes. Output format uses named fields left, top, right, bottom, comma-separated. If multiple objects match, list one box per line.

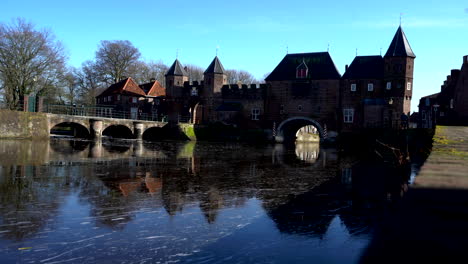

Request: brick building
left=96, top=25, right=416, bottom=142
left=419, top=55, right=468, bottom=127
left=96, top=77, right=166, bottom=120
left=265, top=25, right=415, bottom=141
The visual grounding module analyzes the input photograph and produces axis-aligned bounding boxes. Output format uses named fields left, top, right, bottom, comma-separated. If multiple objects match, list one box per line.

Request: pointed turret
left=384, top=26, right=415, bottom=117
left=165, top=59, right=188, bottom=76
left=385, top=26, right=416, bottom=58
left=165, top=59, right=188, bottom=97
left=203, top=56, right=227, bottom=96
left=204, top=56, right=226, bottom=74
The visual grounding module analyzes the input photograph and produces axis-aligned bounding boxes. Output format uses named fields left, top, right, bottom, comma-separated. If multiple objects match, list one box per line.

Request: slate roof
left=97, top=77, right=146, bottom=97
left=204, top=56, right=226, bottom=74
left=139, top=80, right=165, bottom=97
left=342, top=56, right=384, bottom=79
left=265, top=52, right=341, bottom=81
left=385, top=26, right=416, bottom=58
left=166, top=59, right=188, bottom=76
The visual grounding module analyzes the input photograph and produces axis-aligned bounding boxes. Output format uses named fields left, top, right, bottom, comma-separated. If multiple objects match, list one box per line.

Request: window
left=422, top=111, right=426, bottom=120
left=132, top=97, right=137, bottom=103
left=343, top=108, right=354, bottom=123
left=407, top=82, right=412, bottom=90
left=117, top=95, right=121, bottom=101
left=367, top=83, right=374, bottom=91
left=296, top=68, right=307, bottom=78
left=251, top=108, right=260, bottom=120
left=296, top=61, right=308, bottom=79
left=350, top=83, right=356, bottom=91
left=450, top=99, right=454, bottom=109
left=104, top=97, right=107, bottom=103
left=298, top=105, right=303, bottom=112
left=191, top=87, right=198, bottom=96
left=108, top=95, right=112, bottom=102
left=386, top=82, right=391, bottom=90
left=425, top=98, right=430, bottom=106
left=280, top=104, right=285, bottom=114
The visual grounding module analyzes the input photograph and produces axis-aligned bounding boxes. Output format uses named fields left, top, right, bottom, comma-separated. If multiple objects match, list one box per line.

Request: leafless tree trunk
left=95, top=40, right=141, bottom=85
left=0, top=18, right=66, bottom=109
left=74, top=61, right=105, bottom=105
left=225, top=69, right=256, bottom=84
left=185, top=64, right=204, bottom=82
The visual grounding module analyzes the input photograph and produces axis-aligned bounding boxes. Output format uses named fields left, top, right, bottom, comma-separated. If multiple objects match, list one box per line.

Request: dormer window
left=351, top=83, right=356, bottom=92
left=296, top=60, right=308, bottom=79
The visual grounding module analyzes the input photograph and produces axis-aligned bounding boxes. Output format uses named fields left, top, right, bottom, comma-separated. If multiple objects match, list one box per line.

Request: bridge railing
left=43, top=104, right=170, bottom=122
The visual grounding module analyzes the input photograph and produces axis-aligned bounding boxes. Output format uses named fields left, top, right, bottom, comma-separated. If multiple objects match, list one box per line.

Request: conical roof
left=385, top=26, right=416, bottom=58
left=204, top=56, right=226, bottom=74
left=165, top=59, right=188, bottom=76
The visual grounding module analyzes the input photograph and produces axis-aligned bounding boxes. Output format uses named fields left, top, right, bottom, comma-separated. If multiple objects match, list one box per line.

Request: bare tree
left=95, top=40, right=141, bottom=85
left=62, top=68, right=79, bottom=105
left=74, top=60, right=105, bottom=105
left=225, top=69, right=256, bottom=84
left=185, top=64, right=204, bottom=82
left=0, top=18, right=66, bottom=109
left=261, top=72, right=271, bottom=83
left=131, top=60, right=168, bottom=86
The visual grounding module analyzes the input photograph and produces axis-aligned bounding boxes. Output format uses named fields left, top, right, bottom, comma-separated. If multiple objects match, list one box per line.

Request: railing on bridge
left=43, top=104, right=171, bottom=122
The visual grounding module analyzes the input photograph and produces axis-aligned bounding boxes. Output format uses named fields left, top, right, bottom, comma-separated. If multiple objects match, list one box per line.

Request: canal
left=0, top=138, right=414, bottom=263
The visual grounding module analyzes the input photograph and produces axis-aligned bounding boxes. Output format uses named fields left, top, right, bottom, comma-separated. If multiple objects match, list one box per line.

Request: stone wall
left=0, top=110, right=49, bottom=139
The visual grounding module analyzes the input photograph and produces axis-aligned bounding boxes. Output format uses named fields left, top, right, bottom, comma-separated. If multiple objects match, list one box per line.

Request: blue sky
left=3, top=0, right=468, bottom=112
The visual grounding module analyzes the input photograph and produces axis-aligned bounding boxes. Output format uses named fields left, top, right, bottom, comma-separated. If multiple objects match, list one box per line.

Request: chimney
left=345, top=64, right=349, bottom=72
left=464, top=55, right=468, bottom=64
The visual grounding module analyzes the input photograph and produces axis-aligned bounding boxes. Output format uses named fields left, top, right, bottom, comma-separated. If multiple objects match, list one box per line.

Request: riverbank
left=361, top=126, right=468, bottom=263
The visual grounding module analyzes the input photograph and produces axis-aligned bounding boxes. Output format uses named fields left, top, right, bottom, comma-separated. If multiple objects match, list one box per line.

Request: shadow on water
left=0, top=138, right=420, bottom=263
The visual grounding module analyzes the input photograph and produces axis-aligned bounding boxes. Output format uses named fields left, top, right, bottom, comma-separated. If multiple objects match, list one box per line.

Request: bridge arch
left=50, top=122, right=90, bottom=138
left=142, top=126, right=166, bottom=141
left=275, top=117, right=324, bottom=143
left=102, top=125, right=134, bottom=139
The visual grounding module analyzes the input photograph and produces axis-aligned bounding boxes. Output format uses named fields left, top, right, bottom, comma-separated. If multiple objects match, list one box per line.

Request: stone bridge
left=47, top=113, right=168, bottom=140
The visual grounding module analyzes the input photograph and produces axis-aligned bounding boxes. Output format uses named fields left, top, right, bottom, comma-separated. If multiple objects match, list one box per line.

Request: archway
left=142, top=127, right=166, bottom=142
left=50, top=122, right=90, bottom=138
left=102, top=125, right=134, bottom=139
left=275, top=117, right=324, bottom=143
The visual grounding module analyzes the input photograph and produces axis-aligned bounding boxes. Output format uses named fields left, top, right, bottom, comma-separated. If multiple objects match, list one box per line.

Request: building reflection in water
left=0, top=138, right=413, bottom=263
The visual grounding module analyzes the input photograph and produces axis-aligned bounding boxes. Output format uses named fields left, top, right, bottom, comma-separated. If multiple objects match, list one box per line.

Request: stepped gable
left=166, top=59, right=188, bottom=76
left=98, top=77, right=146, bottom=97
left=265, top=52, right=341, bottom=81
left=140, top=80, right=165, bottom=97
left=204, top=56, right=226, bottom=74
left=342, top=56, right=384, bottom=79
left=385, top=26, right=416, bottom=58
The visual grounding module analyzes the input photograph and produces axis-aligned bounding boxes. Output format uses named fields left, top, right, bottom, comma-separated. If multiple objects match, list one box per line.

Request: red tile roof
left=97, top=77, right=146, bottom=97
left=139, top=80, right=166, bottom=97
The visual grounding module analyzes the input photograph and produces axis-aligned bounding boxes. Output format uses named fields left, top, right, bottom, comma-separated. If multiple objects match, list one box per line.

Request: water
left=0, top=139, right=411, bottom=263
